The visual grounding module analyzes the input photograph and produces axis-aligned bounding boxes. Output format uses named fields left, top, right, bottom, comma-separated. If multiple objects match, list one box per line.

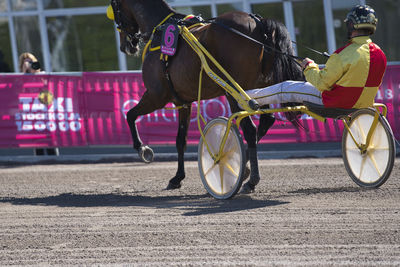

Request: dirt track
left=0, top=158, right=399, bottom=266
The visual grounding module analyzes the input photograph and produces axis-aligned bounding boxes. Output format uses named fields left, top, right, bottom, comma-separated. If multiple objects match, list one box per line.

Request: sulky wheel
left=198, top=117, right=246, bottom=199
left=342, top=108, right=396, bottom=188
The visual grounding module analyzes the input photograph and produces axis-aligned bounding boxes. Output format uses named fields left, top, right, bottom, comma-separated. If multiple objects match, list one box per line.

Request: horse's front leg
left=166, top=106, right=192, bottom=190
left=126, top=90, right=168, bottom=163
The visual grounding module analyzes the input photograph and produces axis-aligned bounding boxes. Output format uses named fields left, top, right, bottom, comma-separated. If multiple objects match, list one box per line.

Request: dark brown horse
left=109, top=0, right=303, bottom=193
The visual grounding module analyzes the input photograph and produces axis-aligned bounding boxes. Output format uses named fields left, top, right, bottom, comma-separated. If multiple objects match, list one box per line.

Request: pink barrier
left=0, top=74, right=86, bottom=148
left=0, top=67, right=399, bottom=148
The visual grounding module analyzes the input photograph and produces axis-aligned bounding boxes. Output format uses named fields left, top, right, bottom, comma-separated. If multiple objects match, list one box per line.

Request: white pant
left=245, top=81, right=323, bottom=106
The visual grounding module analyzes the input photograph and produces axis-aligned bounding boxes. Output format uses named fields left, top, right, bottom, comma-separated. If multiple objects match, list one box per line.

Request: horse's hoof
left=240, top=182, right=255, bottom=194
left=138, top=145, right=154, bottom=163
left=165, top=181, right=182, bottom=190
left=242, top=164, right=250, bottom=181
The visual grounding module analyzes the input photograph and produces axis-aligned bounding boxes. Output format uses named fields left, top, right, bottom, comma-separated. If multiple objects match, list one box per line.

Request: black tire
left=342, top=108, right=395, bottom=188
left=198, top=117, right=245, bottom=199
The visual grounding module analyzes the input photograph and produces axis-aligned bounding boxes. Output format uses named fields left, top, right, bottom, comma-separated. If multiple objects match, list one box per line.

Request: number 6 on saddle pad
left=161, top=23, right=179, bottom=56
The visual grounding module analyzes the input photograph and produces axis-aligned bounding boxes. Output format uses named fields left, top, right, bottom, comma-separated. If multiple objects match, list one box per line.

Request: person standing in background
left=19, top=52, right=59, bottom=156
left=19, top=52, right=41, bottom=74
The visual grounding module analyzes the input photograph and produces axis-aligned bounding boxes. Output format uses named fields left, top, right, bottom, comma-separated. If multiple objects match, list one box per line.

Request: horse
left=108, top=0, right=303, bottom=193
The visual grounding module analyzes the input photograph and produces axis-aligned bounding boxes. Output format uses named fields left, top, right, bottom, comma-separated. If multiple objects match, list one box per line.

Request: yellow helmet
left=106, top=5, right=115, bottom=20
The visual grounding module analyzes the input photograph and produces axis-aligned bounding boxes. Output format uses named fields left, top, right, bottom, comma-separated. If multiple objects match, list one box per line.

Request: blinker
left=107, top=4, right=120, bottom=32
left=106, top=5, right=115, bottom=20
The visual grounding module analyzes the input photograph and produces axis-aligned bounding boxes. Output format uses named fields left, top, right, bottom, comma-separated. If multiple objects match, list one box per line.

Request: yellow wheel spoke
left=367, top=151, right=382, bottom=177
left=204, top=162, right=217, bottom=177
left=206, top=139, right=218, bottom=156
left=359, top=154, right=367, bottom=178
left=369, top=147, right=389, bottom=151
left=219, top=163, right=225, bottom=194
left=220, top=145, right=237, bottom=160
left=219, top=143, right=239, bottom=177
left=222, top=161, right=238, bottom=177
left=356, top=119, right=367, bottom=142
left=347, top=148, right=361, bottom=152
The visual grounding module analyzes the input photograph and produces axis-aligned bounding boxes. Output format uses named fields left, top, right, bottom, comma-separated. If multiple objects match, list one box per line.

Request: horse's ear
left=107, top=5, right=115, bottom=20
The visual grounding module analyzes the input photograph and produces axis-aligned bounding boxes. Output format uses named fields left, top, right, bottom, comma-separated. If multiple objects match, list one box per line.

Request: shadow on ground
left=0, top=193, right=289, bottom=216
left=288, top=186, right=373, bottom=195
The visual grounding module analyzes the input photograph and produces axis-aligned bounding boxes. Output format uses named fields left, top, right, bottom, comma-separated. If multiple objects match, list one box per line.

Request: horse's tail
left=260, top=18, right=304, bottom=128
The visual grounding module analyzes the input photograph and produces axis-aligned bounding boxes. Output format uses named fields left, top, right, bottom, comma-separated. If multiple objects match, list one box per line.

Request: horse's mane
left=261, top=18, right=305, bottom=127
left=261, top=18, right=304, bottom=83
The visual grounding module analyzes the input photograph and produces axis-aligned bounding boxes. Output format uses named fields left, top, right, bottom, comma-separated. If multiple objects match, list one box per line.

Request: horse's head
left=107, top=0, right=140, bottom=56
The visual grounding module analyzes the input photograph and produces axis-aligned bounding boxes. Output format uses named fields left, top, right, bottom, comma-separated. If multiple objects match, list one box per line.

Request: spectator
left=19, top=52, right=59, bottom=156
left=18, top=52, right=42, bottom=74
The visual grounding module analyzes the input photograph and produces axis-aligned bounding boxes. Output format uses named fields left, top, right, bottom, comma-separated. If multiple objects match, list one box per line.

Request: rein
left=291, top=40, right=331, bottom=58
left=141, top=14, right=314, bottom=65
left=210, top=20, right=302, bottom=62
left=209, top=19, right=330, bottom=64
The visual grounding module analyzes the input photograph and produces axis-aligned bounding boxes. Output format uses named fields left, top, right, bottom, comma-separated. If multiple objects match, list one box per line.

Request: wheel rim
left=199, top=119, right=243, bottom=198
left=345, top=114, right=390, bottom=184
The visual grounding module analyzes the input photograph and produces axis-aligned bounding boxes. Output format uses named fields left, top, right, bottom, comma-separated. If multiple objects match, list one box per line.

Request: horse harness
left=108, top=3, right=329, bottom=107
left=143, top=13, right=271, bottom=108
left=141, top=14, right=205, bottom=107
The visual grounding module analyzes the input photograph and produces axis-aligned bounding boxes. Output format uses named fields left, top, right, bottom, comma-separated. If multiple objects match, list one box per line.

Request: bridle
left=110, top=0, right=143, bottom=45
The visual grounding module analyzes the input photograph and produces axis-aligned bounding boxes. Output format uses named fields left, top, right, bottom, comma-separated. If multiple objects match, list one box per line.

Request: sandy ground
left=0, top=158, right=399, bottom=266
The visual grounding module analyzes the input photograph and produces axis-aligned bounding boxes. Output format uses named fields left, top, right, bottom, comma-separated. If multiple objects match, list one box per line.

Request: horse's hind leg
left=126, top=90, right=168, bottom=162
left=240, top=117, right=261, bottom=193
left=257, top=112, right=276, bottom=143
left=166, top=106, right=192, bottom=189
left=226, top=96, right=260, bottom=194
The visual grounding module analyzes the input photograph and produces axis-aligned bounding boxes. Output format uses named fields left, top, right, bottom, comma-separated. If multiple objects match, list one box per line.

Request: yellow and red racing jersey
left=304, top=36, right=387, bottom=109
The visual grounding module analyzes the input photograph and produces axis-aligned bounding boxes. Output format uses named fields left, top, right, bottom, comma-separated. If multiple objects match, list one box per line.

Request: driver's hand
left=301, top=58, right=314, bottom=70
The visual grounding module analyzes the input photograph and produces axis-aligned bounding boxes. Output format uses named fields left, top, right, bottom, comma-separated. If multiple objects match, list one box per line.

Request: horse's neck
left=131, top=0, right=175, bottom=34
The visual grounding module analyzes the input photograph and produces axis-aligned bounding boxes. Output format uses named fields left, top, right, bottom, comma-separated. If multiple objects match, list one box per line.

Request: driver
left=245, top=4, right=386, bottom=110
